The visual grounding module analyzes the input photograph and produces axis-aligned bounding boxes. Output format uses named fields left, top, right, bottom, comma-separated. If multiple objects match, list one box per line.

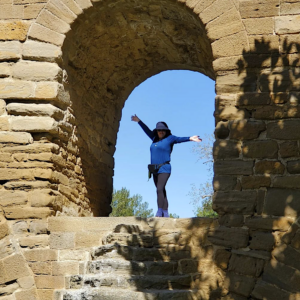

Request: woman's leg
left=153, top=173, right=170, bottom=214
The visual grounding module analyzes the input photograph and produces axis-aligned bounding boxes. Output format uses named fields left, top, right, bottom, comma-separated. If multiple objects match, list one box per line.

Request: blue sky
left=113, top=70, right=215, bottom=218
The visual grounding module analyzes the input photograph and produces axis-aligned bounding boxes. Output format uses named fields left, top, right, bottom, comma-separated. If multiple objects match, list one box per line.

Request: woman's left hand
left=190, top=136, right=202, bottom=142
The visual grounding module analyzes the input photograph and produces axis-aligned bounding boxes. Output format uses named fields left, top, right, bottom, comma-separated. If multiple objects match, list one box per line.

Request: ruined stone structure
left=1, top=0, right=300, bottom=299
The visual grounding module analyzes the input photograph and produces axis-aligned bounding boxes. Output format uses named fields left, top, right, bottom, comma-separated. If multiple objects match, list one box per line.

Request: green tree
left=189, top=134, right=217, bottom=218
left=169, top=213, right=179, bottom=218
left=110, top=187, right=154, bottom=218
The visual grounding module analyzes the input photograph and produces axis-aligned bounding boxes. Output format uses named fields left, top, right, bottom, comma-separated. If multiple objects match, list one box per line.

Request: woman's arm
left=131, top=114, right=155, bottom=140
left=171, top=135, right=202, bottom=144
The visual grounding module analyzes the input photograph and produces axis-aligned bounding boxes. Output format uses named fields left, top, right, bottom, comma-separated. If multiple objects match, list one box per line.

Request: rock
left=218, top=214, right=244, bottom=227
left=255, top=160, right=285, bottom=174
left=0, top=79, right=34, bottom=99
left=0, top=21, right=31, bottom=41
left=0, top=190, right=28, bottom=207
left=213, top=190, right=257, bottom=214
left=34, top=81, right=59, bottom=100
left=17, top=275, right=35, bottom=289
left=230, top=120, right=266, bottom=140
left=291, top=229, right=300, bottom=250
left=267, top=120, right=300, bottom=140
left=49, top=232, right=75, bottom=249
left=242, top=140, right=278, bottom=159
left=272, top=244, right=300, bottom=271
left=213, top=176, right=238, bottom=191
left=215, top=121, right=229, bottom=139
left=4, top=207, right=54, bottom=219
left=208, top=226, right=249, bottom=249
left=0, top=132, right=33, bottom=144
left=0, top=41, right=21, bottom=61
left=287, top=160, right=300, bottom=174
left=215, top=106, right=249, bottom=121
left=264, top=188, right=300, bottom=217
left=273, top=175, right=300, bottom=189
left=237, top=92, right=271, bottom=106
left=0, top=282, right=19, bottom=296
left=15, top=287, right=39, bottom=300
left=240, top=0, right=279, bottom=18
left=19, top=235, right=49, bottom=249
left=243, top=17, right=274, bottom=35
left=214, top=160, right=254, bottom=175
left=214, top=249, right=231, bottom=270
left=28, top=262, right=52, bottom=275
left=275, top=15, right=300, bottom=35
left=245, top=216, right=294, bottom=231
left=10, top=116, right=58, bottom=133
left=241, top=176, right=271, bottom=189
left=280, top=141, right=299, bottom=158
left=213, top=140, right=241, bottom=159
left=249, top=231, right=275, bottom=251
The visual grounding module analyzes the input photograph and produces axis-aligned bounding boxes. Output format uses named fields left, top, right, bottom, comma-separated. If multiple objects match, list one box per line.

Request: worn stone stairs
left=56, top=223, right=201, bottom=300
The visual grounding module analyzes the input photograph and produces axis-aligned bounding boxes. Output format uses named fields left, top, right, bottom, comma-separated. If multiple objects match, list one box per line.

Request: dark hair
left=153, top=122, right=172, bottom=142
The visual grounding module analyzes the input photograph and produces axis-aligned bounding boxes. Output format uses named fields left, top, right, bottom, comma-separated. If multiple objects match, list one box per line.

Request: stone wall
left=0, top=0, right=300, bottom=299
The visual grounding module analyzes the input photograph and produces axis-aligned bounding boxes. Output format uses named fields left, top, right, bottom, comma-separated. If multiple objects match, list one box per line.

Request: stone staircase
left=56, top=223, right=202, bottom=300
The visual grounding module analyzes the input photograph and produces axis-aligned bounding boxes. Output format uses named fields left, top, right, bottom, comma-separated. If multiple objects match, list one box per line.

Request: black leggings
left=153, top=173, right=170, bottom=210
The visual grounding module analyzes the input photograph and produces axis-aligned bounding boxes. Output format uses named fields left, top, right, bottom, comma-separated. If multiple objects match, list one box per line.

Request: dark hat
left=154, top=122, right=170, bottom=131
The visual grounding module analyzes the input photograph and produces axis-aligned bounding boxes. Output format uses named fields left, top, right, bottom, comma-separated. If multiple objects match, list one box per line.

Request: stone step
left=103, top=232, right=154, bottom=248
left=58, top=287, right=199, bottom=300
left=91, top=244, right=193, bottom=262
left=66, top=273, right=196, bottom=291
left=87, top=259, right=181, bottom=276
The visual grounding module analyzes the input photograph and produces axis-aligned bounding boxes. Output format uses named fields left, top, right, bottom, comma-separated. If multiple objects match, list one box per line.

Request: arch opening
left=62, top=0, right=214, bottom=216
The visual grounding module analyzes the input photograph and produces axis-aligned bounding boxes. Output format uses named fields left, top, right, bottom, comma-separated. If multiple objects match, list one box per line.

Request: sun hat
left=154, top=122, right=170, bottom=131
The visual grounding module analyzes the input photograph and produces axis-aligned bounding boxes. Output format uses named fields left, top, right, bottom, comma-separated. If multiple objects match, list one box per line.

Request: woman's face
left=157, top=130, right=166, bottom=139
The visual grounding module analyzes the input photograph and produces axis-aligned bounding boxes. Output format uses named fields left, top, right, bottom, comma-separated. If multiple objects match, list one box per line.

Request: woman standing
left=131, top=114, right=202, bottom=218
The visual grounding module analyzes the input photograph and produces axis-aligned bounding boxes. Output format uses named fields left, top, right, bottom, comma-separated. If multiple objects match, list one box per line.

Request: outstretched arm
left=131, top=114, right=155, bottom=140
left=189, top=136, right=202, bottom=142
left=171, top=135, right=202, bottom=144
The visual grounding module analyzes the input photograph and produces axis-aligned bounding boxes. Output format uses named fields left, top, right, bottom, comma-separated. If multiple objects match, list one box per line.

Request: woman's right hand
left=131, top=114, right=140, bottom=122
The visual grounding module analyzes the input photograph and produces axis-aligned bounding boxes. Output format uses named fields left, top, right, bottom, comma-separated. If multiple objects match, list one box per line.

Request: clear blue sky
left=113, top=70, right=215, bottom=218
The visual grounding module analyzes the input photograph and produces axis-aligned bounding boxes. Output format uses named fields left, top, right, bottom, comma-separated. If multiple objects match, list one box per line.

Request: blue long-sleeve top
left=138, top=120, right=191, bottom=174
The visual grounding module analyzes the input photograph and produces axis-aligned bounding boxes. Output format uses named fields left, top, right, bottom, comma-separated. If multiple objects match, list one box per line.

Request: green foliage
left=169, top=213, right=180, bottom=218
left=110, top=187, right=154, bottom=218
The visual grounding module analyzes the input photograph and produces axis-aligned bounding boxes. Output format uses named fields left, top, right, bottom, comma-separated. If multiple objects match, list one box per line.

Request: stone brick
left=28, top=23, right=65, bottom=46
left=37, top=289, right=54, bottom=300
left=0, top=236, right=14, bottom=260
left=0, top=4, right=23, bottom=19
left=215, top=106, right=249, bottom=122
left=213, top=140, right=241, bottom=159
left=0, top=218, right=9, bottom=239
left=214, top=160, right=253, bottom=175
left=267, top=120, right=300, bottom=140
left=19, top=235, right=49, bottom=248
left=46, top=0, right=77, bottom=24
left=0, top=21, right=31, bottom=41
left=242, top=140, right=278, bottom=159
left=34, top=275, right=65, bottom=289
left=24, top=249, right=58, bottom=262
left=249, top=231, right=275, bottom=251
left=0, top=116, right=9, bottom=130
left=4, top=207, right=54, bottom=219
left=213, top=56, right=241, bottom=72
left=0, top=79, right=34, bottom=99
left=275, top=15, right=300, bottom=35
left=0, top=253, right=31, bottom=284
left=212, top=31, right=249, bottom=59
left=237, top=92, right=271, bottom=106
left=230, top=120, right=266, bottom=140
left=263, top=259, right=300, bottom=293
left=22, top=40, right=62, bottom=62
left=281, top=1, right=300, bottom=15
left=73, top=0, right=91, bottom=9
left=0, top=132, right=33, bottom=144
left=208, top=226, right=249, bottom=249
left=37, top=9, right=70, bottom=34
left=287, top=160, right=300, bottom=174
left=215, top=121, right=229, bottom=139
left=245, top=216, right=294, bottom=231
left=241, top=176, right=271, bottom=189
left=273, top=244, right=300, bottom=271
left=218, top=214, right=244, bottom=227
left=213, top=190, right=256, bottom=215
left=199, top=0, right=232, bottom=24
left=29, top=262, right=52, bottom=275
left=24, top=3, right=45, bottom=19
left=52, top=261, right=79, bottom=275
left=0, top=282, right=19, bottom=296
left=15, top=287, right=39, bottom=300
left=264, top=188, right=300, bottom=217
left=255, top=160, right=285, bottom=175
left=34, top=81, right=59, bottom=99
left=280, top=141, right=299, bottom=158
left=0, top=190, right=28, bottom=207
left=12, top=61, right=62, bottom=81
left=61, top=0, right=82, bottom=15
left=10, top=116, right=58, bottom=133
left=240, top=0, right=279, bottom=18
left=59, top=250, right=89, bottom=261
left=291, top=229, right=300, bottom=250
left=49, top=232, right=75, bottom=249
left=17, top=275, right=35, bottom=289
left=243, top=17, right=274, bottom=35
left=273, top=176, right=300, bottom=189
left=75, top=231, right=101, bottom=248
left=214, top=249, right=231, bottom=270
left=213, top=176, right=238, bottom=191
left=0, top=168, right=33, bottom=180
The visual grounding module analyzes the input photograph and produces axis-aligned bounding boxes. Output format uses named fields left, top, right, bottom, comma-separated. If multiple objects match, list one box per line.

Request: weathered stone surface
left=237, top=92, right=271, bottom=106
left=242, top=140, right=278, bottom=159
left=10, top=116, right=58, bottom=132
left=208, top=226, right=249, bottom=248
left=0, top=79, right=34, bottom=99
left=19, top=235, right=49, bottom=248
left=264, top=188, right=300, bottom=217
left=287, top=160, right=300, bottom=174
left=29, top=262, right=52, bottom=275
left=24, top=249, right=58, bottom=262
left=280, top=141, right=299, bottom=158
left=275, top=15, right=300, bottom=35
left=263, top=259, right=300, bottom=293
left=4, top=207, right=54, bottom=219
left=28, top=23, right=65, bottom=46
left=24, top=3, right=46, bottom=19
left=22, top=40, right=62, bottom=62
left=215, top=121, right=229, bottom=139
left=243, top=17, right=274, bottom=35
left=0, top=253, right=31, bottom=284
left=37, top=289, right=54, bottom=300
left=34, top=81, right=59, bottom=99
left=214, top=249, right=231, bottom=270
left=49, top=232, right=75, bottom=249
left=17, top=275, right=35, bottom=289
left=52, top=261, right=79, bottom=276
left=0, top=21, right=31, bottom=41
left=213, top=190, right=257, bottom=214
left=255, top=160, right=285, bottom=175
left=273, top=175, right=300, bottom=189
left=218, top=214, right=244, bottom=227
left=273, top=244, right=300, bottom=271
left=230, top=120, right=266, bottom=140
left=246, top=216, right=294, bottom=232
left=224, top=271, right=256, bottom=297
left=12, top=61, right=61, bottom=81
left=0, top=190, right=28, bottom=206
left=15, top=287, right=39, bottom=300
left=0, top=282, right=19, bottom=296
left=267, top=120, right=300, bottom=140
left=215, top=106, right=249, bottom=121
left=0, top=217, right=9, bottom=239
left=213, top=140, right=241, bottom=159
left=240, top=0, right=279, bottom=18
left=75, top=231, right=101, bottom=248
left=214, top=160, right=254, bottom=175
left=213, top=176, right=238, bottom=191
left=59, top=250, right=89, bottom=261
left=249, top=231, right=275, bottom=251
left=291, top=229, right=300, bottom=250
left=241, top=176, right=271, bottom=189
left=0, top=41, right=21, bottom=61
left=0, top=132, right=33, bottom=144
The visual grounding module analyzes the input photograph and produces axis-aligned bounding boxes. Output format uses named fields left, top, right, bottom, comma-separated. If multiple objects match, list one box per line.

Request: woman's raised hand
left=131, top=114, right=140, bottom=122
left=189, top=135, right=202, bottom=142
